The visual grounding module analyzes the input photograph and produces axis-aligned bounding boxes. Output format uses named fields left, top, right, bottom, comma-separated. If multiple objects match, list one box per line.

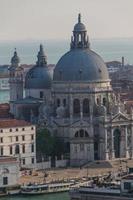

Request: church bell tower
left=9, top=49, right=23, bottom=114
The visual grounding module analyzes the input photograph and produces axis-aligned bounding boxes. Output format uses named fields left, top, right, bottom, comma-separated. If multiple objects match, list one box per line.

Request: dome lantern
left=36, top=44, right=47, bottom=67
left=70, top=13, right=90, bottom=49
left=53, top=14, right=109, bottom=82
left=11, top=48, right=20, bottom=68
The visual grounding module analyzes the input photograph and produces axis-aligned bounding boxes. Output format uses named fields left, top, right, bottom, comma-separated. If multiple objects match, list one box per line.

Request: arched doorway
left=114, top=129, right=121, bottom=158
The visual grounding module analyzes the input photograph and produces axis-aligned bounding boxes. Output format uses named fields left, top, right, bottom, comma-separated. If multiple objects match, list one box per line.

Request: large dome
left=25, top=45, right=53, bottom=89
left=53, top=14, right=109, bottom=82
left=54, top=49, right=109, bottom=82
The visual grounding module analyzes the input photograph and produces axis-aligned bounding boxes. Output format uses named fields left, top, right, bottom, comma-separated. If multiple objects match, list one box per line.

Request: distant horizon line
left=0, top=37, right=133, bottom=43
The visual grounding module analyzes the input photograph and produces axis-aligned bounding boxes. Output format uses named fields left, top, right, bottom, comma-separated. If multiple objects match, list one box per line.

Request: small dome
left=53, top=49, right=109, bottom=82
left=25, top=45, right=53, bottom=89
left=25, top=66, right=53, bottom=89
left=73, top=13, right=86, bottom=32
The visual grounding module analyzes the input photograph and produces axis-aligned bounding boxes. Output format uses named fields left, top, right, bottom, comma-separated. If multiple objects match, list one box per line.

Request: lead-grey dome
left=53, top=49, right=109, bottom=82
left=53, top=14, right=109, bottom=82
left=25, top=66, right=53, bottom=89
left=25, top=45, right=53, bottom=89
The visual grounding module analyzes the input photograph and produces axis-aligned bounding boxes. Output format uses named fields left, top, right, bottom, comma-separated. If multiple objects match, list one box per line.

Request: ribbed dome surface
left=53, top=49, right=109, bottom=82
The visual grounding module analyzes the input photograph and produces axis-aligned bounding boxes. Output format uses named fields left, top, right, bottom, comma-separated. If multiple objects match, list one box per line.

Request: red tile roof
left=0, top=119, right=32, bottom=128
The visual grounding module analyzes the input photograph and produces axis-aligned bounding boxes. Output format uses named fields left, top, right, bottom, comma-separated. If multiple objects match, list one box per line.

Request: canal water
left=0, top=192, right=69, bottom=200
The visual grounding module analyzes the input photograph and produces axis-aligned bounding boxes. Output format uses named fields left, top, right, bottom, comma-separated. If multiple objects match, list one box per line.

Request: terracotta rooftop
left=0, top=119, right=32, bottom=128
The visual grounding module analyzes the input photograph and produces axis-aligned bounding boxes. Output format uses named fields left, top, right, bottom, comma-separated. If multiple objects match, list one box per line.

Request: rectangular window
left=31, top=135, right=34, bottom=140
left=1, top=147, right=3, bottom=156
left=31, top=144, right=34, bottom=153
left=0, top=138, right=3, bottom=143
left=22, top=135, right=25, bottom=141
left=10, top=146, right=12, bottom=155
left=22, top=158, right=25, bottom=165
left=22, top=145, right=25, bottom=153
left=16, top=136, right=18, bottom=142
left=32, top=158, right=34, bottom=164
left=3, top=177, right=8, bottom=185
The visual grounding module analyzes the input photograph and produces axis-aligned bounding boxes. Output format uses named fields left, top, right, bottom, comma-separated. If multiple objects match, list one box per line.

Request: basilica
left=9, top=14, right=133, bottom=166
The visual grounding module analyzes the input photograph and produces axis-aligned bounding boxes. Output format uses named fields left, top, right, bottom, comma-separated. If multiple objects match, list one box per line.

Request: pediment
left=112, top=112, right=130, bottom=122
left=71, top=119, right=90, bottom=128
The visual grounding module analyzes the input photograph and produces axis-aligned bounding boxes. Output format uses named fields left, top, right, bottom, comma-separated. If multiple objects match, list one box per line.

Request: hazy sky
left=0, top=0, right=133, bottom=41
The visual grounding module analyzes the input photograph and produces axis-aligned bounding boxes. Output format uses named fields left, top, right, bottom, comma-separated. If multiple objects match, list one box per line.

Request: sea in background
left=0, top=37, right=133, bottom=104
left=0, top=38, right=133, bottom=65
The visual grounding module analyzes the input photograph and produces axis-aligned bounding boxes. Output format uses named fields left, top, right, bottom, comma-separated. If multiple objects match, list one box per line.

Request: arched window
left=83, top=99, right=90, bottom=115
left=57, top=99, right=60, bottom=107
left=15, top=145, right=20, bottom=154
left=75, top=130, right=89, bottom=138
left=73, top=99, right=80, bottom=114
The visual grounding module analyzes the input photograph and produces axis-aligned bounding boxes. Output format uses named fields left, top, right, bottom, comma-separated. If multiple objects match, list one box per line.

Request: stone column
left=80, top=100, right=83, bottom=120
left=125, top=126, right=129, bottom=158
left=105, top=128, right=109, bottom=160
left=111, top=128, right=115, bottom=159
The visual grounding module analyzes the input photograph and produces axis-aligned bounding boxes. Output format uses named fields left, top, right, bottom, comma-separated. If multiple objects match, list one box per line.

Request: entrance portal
left=114, top=129, right=121, bottom=158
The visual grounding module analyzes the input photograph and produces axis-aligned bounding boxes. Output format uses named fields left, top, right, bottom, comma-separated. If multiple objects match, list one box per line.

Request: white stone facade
left=0, top=119, right=36, bottom=168
left=0, top=156, right=19, bottom=187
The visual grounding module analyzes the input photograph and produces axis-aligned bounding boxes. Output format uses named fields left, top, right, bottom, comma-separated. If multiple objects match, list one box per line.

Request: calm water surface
left=0, top=193, right=69, bottom=200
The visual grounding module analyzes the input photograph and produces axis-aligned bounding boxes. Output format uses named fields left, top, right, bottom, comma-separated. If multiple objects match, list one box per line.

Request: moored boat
left=69, top=174, right=133, bottom=200
left=21, top=182, right=73, bottom=195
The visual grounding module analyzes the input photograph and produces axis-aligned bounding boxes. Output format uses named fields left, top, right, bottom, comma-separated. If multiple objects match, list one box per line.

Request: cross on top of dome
left=78, top=13, right=81, bottom=23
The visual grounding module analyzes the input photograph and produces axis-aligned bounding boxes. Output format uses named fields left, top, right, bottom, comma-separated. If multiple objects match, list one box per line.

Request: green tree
left=36, top=129, right=66, bottom=159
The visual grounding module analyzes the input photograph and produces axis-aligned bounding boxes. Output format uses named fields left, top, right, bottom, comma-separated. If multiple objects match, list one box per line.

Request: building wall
left=25, top=89, right=51, bottom=102
left=0, top=159, right=19, bottom=187
left=0, top=126, right=36, bottom=168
